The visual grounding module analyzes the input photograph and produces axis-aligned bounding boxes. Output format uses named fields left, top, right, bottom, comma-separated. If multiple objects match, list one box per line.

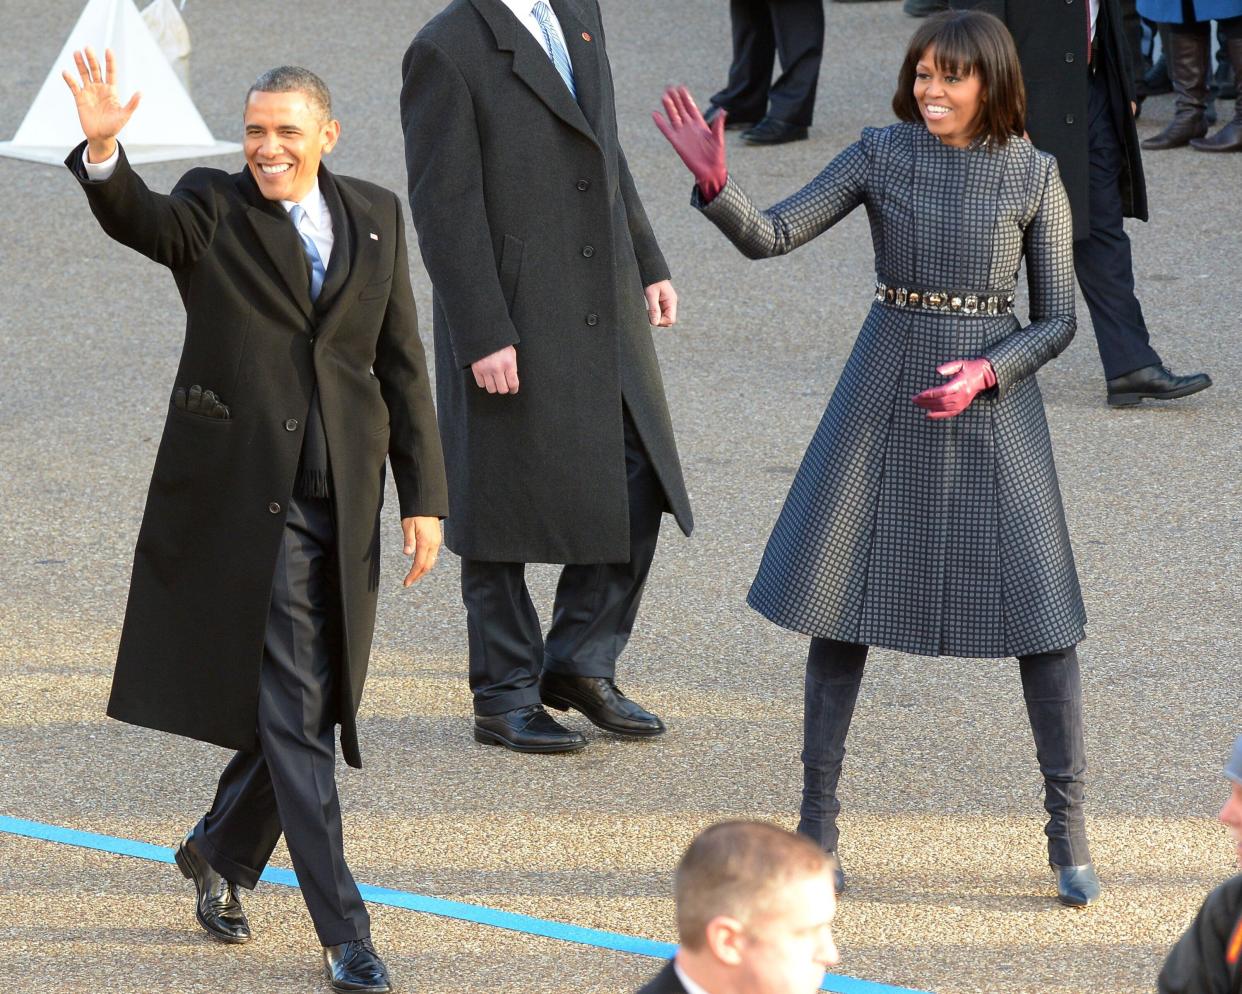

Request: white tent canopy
left=0, top=0, right=238, bottom=165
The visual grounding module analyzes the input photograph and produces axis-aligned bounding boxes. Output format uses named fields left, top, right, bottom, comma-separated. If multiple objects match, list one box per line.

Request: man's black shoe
left=704, top=103, right=758, bottom=131
left=740, top=118, right=810, bottom=145
left=827, top=850, right=846, bottom=896
left=540, top=672, right=666, bottom=737
left=1106, top=364, right=1212, bottom=407
left=323, top=938, right=391, bottom=993
left=174, top=832, right=251, bottom=944
left=473, top=703, right=588, bottom=753
left=1052, top=862, right=1101, bottom=907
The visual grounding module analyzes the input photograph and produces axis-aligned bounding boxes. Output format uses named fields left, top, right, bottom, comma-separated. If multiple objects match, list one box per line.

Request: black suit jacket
left=635, top=962, right=689, bottom=994
left=69, top=143, right=448, bottom=767
left=951, top=0, right=1148, bottom=237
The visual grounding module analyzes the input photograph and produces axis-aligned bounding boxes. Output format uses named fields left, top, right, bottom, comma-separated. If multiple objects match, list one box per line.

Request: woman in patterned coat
left=656, top=10, right=1099, bottom=906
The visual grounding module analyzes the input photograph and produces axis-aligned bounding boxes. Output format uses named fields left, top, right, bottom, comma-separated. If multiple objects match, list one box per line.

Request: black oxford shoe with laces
left=473, top=703, right=588, bottom=753
left=1106, top=363, right=1212, bottom=407
left=174, top=832, right=251, bottom=944
left=540, top=672, right=666, bottom=737
left=323, top=938, right=391, bottom=993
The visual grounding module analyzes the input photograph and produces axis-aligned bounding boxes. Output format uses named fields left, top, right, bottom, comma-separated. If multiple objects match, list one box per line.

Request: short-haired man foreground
left=63, top=50, right=447, bottom=993
left=638, top=822, right=840, bottom=994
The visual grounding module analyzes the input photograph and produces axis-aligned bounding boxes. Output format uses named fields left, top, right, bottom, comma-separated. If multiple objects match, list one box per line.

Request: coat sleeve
left=618, top=147, right=671, bottom=287
left=400, top=36, right=520, bottom=370
left=373, top=193, right=450, bottom=520
left=1157, top=878, right=1242, bottom=994
left=693, top=137, right=868, bottom=260
left=65, top=141, right=216, bottom=271
left=984, top=155, right=1077, bottom=397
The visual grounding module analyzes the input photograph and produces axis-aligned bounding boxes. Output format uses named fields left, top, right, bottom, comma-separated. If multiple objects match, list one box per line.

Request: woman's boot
left=1193, top=36, right=1242, bottom=151
left=1143, top=26, right=1210, bottom=149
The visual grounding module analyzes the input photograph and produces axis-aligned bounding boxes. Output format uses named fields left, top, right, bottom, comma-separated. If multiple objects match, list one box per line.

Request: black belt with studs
left=874, top=281, right=1015, bottom=317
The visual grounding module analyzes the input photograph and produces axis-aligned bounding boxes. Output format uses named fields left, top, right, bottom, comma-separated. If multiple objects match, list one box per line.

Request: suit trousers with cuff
left=194, top=495, right=370, bottom=948
left=461, top=407, right=665, bottom=717
left=797, top=638, right=1091, bottom=867
left=1074, top=63, right=1162, bottom=380
left=709, top=0, right=825, bottom=127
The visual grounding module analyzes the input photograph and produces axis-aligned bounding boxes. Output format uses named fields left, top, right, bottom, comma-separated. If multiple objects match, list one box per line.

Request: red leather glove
left=912, top=358, right=997, bottom=420
left=652, top=85, right=728, bottom=202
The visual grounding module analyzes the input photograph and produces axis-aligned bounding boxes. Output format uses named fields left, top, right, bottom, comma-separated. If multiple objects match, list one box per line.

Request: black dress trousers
left=710, top=0, right=826, bottom=127
left=461, top=407, right=665, bottom=716
left=194, top=495, right=369, bottom=947
left=1073, top=63, right=1161, bottom=379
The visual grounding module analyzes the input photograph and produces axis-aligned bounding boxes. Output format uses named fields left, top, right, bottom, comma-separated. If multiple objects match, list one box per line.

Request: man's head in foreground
left=674, top=821, right=839, bottom=994
left=243, top=65, right=339, bottom=203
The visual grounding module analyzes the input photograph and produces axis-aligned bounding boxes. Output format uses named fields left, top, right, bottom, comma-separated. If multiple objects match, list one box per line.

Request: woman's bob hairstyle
left=892, top=9, right=1027, bottom=148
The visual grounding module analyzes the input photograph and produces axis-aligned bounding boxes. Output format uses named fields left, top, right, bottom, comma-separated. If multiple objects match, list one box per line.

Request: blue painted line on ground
left=0, top=814, right=929, bottom=994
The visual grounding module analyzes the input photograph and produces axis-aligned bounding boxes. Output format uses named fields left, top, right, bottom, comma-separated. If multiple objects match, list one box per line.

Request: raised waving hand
left=652, top=86, right=728, bottom=202
left=62, top=47, right=141, bottom=162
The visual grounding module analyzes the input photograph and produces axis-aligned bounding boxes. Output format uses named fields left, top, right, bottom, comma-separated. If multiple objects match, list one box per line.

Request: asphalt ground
left=1, top=2, right=1239, bottom=992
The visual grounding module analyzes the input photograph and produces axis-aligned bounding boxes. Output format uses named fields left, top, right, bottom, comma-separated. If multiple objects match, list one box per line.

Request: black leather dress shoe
left=1105, top=363, right=1212, bottom=406
left=323, top=938, right=391, bottom=993
left=540, top=672, right=666, bottom=737
left=704, top=103, right=758, bottom=131
left=473, top=703, right=588, bottom=753
left=740, top=117, right=810, bottom=145
left=174, top=832, right=251, bottom=944
left=1052, top=862, right=1101, bottom=907
left=827, top=851, right=846, bottom=896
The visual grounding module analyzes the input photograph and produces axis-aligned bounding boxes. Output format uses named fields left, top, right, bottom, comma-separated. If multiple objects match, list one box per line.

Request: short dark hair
left=892, top=10, right=1026, bottom=148
left=673, top=821, right=832, bottom=950
left=245, top=66, right=333, bottom=122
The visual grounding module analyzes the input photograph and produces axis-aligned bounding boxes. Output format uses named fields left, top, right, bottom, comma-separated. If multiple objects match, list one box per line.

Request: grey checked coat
left=700, top=123, right=1086, bottom=658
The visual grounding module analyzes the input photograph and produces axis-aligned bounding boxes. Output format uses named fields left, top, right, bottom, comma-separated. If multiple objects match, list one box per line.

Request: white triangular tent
left=0, top=0, right=239, bottom=165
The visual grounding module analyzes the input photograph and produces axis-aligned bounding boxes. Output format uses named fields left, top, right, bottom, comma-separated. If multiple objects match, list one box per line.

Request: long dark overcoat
left=69, top=144, right=448, bottom=767
left=400, top=0, right=693, bottom=564
left=953, top=0, right=1148, bottom=238
left=699, top=124, right=1087, bottom=658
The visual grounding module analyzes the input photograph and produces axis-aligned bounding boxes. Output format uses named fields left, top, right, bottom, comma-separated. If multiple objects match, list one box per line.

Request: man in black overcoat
left=64, top=51, right=448, bottom=993
left=401, top=0, right=693, bottom=753
left=950, top=0, right=1213, bottom=406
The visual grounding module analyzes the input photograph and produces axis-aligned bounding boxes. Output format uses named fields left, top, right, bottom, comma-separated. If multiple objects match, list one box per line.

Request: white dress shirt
left=1089, top=0, right=1100, bottom=43
left=498, top=0, right=573, bottom=67
left=83, top=145, right=334, bottom=268
left=673, top=961, right=716, bottom=994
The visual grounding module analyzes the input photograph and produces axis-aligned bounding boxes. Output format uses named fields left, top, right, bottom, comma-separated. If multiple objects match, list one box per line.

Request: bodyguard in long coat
left=401, top=0, right=693, bottom=752
left=65, top=54, right=445, bottom=990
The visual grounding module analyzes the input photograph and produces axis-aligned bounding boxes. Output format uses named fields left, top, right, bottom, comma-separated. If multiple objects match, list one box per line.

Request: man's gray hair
left=245, top=66, right=332, bottom=121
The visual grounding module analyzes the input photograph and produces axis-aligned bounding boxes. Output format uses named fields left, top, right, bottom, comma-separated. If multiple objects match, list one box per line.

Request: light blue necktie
left=531, top=1, right=577, bottom=101
left=289, top=203, right=325, bottom=301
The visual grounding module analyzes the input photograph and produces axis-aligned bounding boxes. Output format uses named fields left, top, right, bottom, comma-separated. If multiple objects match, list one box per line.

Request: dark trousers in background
left=1074, top=64, right=1162, bottom=379
left=194, top=496, right=369, bottom=947
left=798, top=637, right=1090, bottom=867
left=710, top=0, right=825, bottom=127
left=461, top=408, right=665, bottom=716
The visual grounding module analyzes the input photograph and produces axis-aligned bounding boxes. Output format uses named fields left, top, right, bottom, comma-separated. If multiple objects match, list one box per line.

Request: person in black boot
left=704, top=0, right=824, bottom=145
left=1192, top=17, right=1242, bottom=148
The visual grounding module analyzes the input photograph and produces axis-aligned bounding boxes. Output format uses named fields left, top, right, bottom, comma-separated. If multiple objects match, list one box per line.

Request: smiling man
left=63, top=51, right=447, bottom=993
left=637, top=822, right=841, bottom=994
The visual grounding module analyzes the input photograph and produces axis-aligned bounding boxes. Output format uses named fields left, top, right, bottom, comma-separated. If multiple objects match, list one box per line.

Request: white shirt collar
left=281, top=179, right=325, bottom=229
left=673, top=961, right=716, bottom=994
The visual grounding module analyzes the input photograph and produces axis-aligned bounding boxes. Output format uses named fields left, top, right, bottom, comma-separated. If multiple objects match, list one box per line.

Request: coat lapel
left=552, top=0, right=602, bottom=136
left=316, top=167, right=353, bottom=311
left=468, top=0, right=598, bottom=146
left=238, top=167, right=314, bottom=321
left=312, top=170, right=382, bottom=342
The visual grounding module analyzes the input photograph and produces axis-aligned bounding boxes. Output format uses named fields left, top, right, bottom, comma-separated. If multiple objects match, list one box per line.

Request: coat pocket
left=498, top=234, right=524, bottom=311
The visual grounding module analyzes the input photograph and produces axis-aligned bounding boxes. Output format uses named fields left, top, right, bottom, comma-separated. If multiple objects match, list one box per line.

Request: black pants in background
left=710, top=0, right=826, bottom=127
left=194, top=496, right=369, bottom=947
left=461, top=407, right=666, bottom=716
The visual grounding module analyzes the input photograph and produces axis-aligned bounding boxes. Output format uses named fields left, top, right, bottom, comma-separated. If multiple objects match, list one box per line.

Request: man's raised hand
left=62, top=47, right=141, bottom=163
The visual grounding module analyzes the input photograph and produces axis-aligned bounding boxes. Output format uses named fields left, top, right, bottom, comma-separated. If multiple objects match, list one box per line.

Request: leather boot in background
left=1192, top=35, right=1242, bottom=151
left=1143, top=27, right=1210, bottom=149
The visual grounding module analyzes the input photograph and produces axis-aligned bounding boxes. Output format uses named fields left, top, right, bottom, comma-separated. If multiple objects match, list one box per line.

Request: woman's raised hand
left=652, top=86, right=728, bottom=202
left=62, top=47, right=141, bottom=162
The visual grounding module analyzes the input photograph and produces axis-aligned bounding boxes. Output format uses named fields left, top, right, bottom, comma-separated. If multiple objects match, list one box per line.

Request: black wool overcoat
left=68, top=144, right=448, bottom=768
left=952, top=0, right=1148, bottom=238
left=401, top=0, right=693, bottom=564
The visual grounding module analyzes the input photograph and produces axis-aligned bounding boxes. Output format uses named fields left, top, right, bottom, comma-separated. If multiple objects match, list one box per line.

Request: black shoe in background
left=1106, top=364, right=1213, bottom=407
left=540, top=672, right=666, bottom=737
left=704, top=103, right=759, bottom=131
left=473, top=704, right=588, bottom=753
left=741, top=118, right=810, bottom=145
left=174, top=832, right=251, bottom=944
left=323, top=938, right=391, bottom=994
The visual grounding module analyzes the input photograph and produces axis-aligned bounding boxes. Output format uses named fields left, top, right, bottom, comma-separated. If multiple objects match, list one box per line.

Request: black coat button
left=576, top=179, right=590, bottom=191
left=585, top=313, right=599, bottom=326
left=1065, top=114, right=1075, bottom=124
left=268, top=501, right=281, bottom=514
left=582, top=245, right=595, bottom=258
left=1065, top=52, right=1075, bottom=62
left=284, top=419, right=299, bottom=431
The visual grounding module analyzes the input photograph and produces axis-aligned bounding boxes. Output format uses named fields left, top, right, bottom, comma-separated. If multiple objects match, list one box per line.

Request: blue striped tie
left=290, top=203, right=326, bottom=301
left=531, top=1, right=577, bottom=100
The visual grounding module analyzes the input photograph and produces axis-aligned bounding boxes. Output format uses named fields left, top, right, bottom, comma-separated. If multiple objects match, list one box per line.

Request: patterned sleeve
left=692, top=137, right=869, bottom=260
left=984, top=155, right=1077, bottom=397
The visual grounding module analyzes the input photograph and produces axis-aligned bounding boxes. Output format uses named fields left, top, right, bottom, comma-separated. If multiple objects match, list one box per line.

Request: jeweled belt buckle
left=926, top=291, right=944, bottom=309
left=963, top=294, right=979, bottom=315
left=895, top=287, right=908, bottom=306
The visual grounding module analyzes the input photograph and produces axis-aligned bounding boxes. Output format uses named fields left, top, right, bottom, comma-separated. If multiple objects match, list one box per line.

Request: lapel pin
left=370, top=232, right=380, bottom=240
left=581, top=31, right=591, bottom=41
